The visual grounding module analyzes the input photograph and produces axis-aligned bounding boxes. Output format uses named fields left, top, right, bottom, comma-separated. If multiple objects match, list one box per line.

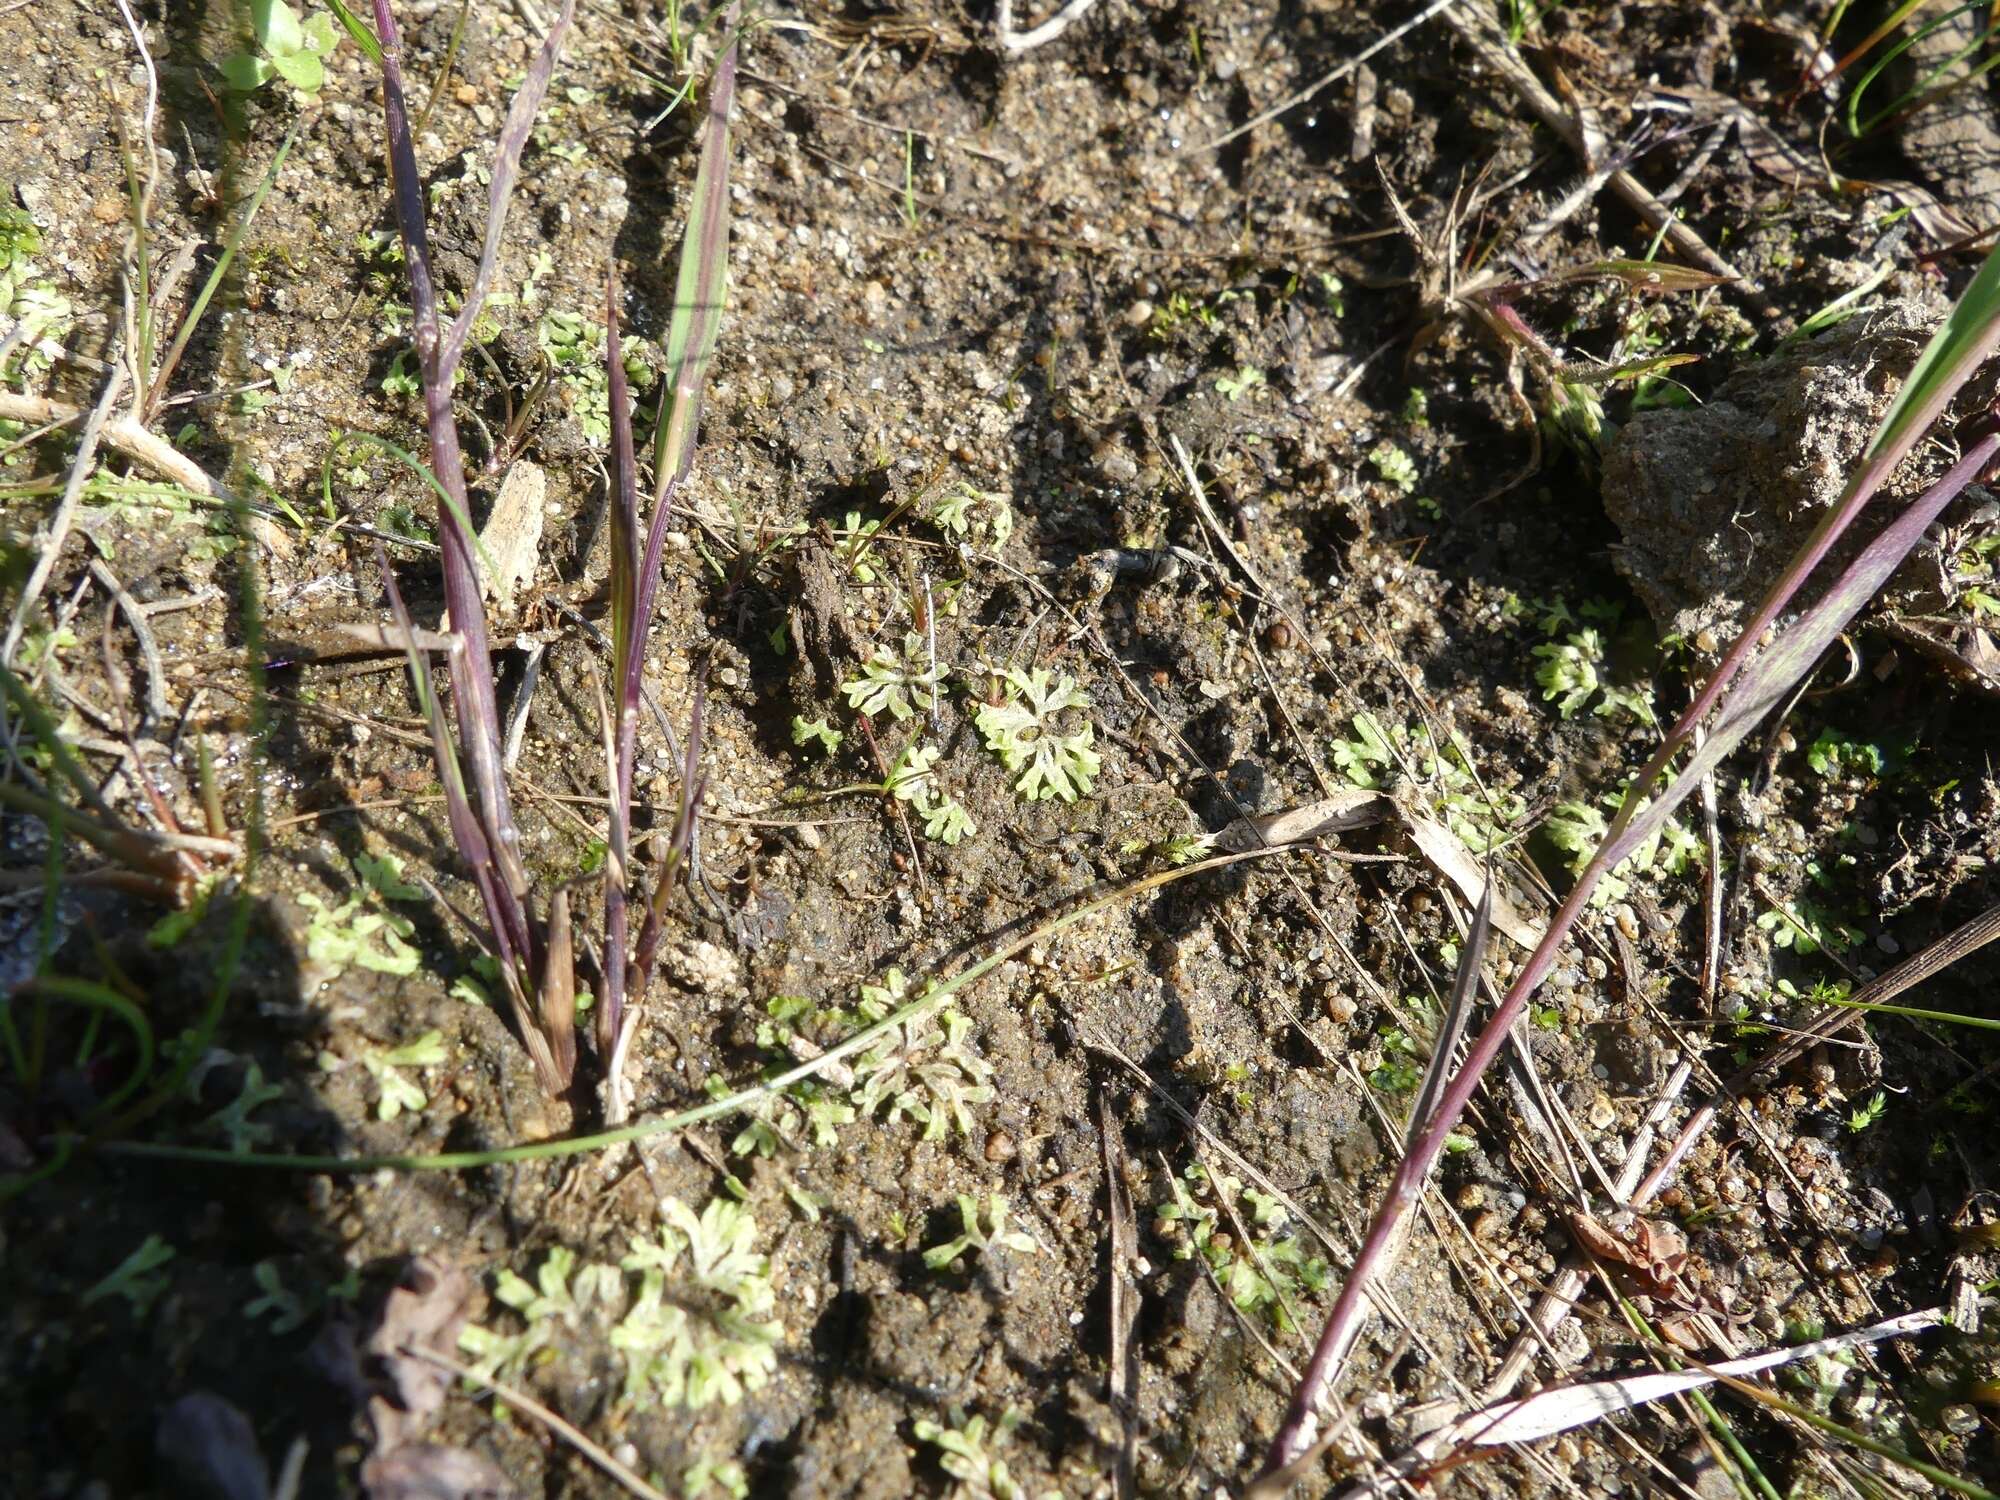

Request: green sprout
left=791, top=713, right=844, bottom=755
left=851, top=969, right=996, bottom=1138
left=914, top=1407, right=1045, bottom=1500
left=333, top=1031, right=449, bottom=1121
left=708, top=1060, right=857, bottom=1157
left=685, top=1458, right=750, bottom=1500
left=1545, top=782, right=1701, bottom=905
left=881, top=740, right=976, bottom=845
left=459, top=1246, right=620, bottom=1385
left=1215, top=366, right=1265, bottom=401
left=148, top=871, right=224, bottom=950
left=1525, top=600, right=1656, bottom=724
left=201, top=1061, right=285, bottom=1152
left=613, top=1198, right=782, bottom=1409
left=1367, top=1027, right=1424, bottom=1094
left=1331, top=712, right=1523, bottom=854
left=243, top=1260, right=311, bottom=1334
left=884, top=740, right=941, bottom=803
left=2, top=228, right=75, bottom=386
left=843, top=633, right=943, bottom=721
left=1370, top=440, right=1419, bottom=492
left=1532, top=630, right=1604, bottom=718
left=1154, top=1165, right=1330, bottom=1333
left=219, top=0, right=342, bottom=97
left=1757, top=896, right=1860, bottom=956
left=298, top=853, right=424, bottom=976
left=840, top=509, right=886, bottom=581
left=922, top=1194, right=1038, bottom=1271
left=82, top=1235, right=176, bottom=1317
left=1847, top=1091, right=1888, bottom=1134
left=0, top=204, right=38, bottom=271
left=930, top=483, right=1014, bottom=546
left=919, top=795, right=976, bottom=846
left=1330, top=711, right=1397, bottom=789
left=538, top=310, right=611, bottom=442
left=1806, top=727, right=1887, bottom=780
left=972, top=666, right=1101, bottom=803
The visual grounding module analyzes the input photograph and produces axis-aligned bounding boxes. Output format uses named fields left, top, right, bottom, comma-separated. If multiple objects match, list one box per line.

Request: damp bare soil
left=3, top=1, right=2000, bottom=1497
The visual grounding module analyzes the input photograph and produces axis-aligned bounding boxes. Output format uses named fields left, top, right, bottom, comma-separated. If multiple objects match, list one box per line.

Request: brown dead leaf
left=364, top=1257, right=479, bottom=1458
left=362, top=1443, right=511, bottom=1500
left=1206, top=789, right=1387, bottom=853
left=1393, top=804, right=1544, bottom=947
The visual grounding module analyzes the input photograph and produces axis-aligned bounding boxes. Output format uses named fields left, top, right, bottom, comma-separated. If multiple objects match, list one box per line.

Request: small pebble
left=985, top=1129, right=1017, bottom=1163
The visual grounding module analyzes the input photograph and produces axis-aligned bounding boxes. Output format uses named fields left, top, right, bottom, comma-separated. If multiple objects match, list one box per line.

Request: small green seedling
left=791, top=714, right=843, bottom=754
left=919, top=795, right=976, bottom=846
left=685, top=1458, right=750, bottom=1500
left=852, top=969, right=995, bottom=1138
left=1215, top=366, right=1265, bottom=401
left=924, top=1193, right=1038, bottom=1271
left=2, top=227, right=74, bottom=386
left=1847, top=1091, right=1887, bottom=1133
left=1155, top=1165, right=1330, bottom=1333
left=357, top=1031, right=447, bottom=1120
left=220, top=0, right=342, bottom=97
left=914, top=1407, right=1043, bottom=1500
left=202, top=1061, right=285, bottom=1152
left=613, top=1197, right=781, bottom=1409
left=1368, top=1027, right=1423, bottom=1094
left=843, top=633, right=943, bottom=721
left=537, top=310, right=627, bottom=443
left=972, top=666, right=1100, bottom=803
left=1370, top=440, right=1419, bottom=492
left=1532, top=630, right=1604, bottom=717
left=460, top=1245, right=615, bottom=1384
left=298, top=853, right=424, bottom=976
left=243, top=1259, right=312, bottom=1334
left=1531, top=627, right=1656, bottom=724
left=1806, top=727, right=1886, bottom=780
left=708, top=1068, right=856, bottom=1157
left=882, top=740, right=976, bottom=846
left=1545, top=782, right=1701, bottom=905
left=82, top=1234, right=176, bottom=1316
left=930, top=483, right=1014, bottom=547
left=1756, top=897, right=1859, bottom=957
left=1330, top=711, right=1397, bottom=789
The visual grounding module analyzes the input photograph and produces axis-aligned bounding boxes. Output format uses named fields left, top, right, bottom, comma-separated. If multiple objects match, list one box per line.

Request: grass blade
left=379, top=553, right=563, bottom=1092
left=601, top=271, right=639, bottom=1060
left=439, top=0, right=576, bottom=376
left=601, top=16, right=738, bottom=1100
left=147, top=124, right=298, bottom=417
left=1264, top=321, right=2000, bottom=1472
left=1671, top=240, right=2000, bottom=746
left=650, top=8, right=740, bottom=505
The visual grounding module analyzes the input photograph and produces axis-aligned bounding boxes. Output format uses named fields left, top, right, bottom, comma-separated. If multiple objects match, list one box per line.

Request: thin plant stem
left=96, top=849, right=1292, bottom=1173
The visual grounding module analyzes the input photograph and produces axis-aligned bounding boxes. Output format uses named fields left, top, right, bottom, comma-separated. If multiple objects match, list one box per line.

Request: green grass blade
left=323, top=0, right=383, bottom=64
left=149, top=124, right=298, bottom=414
left=652, top=7, right=740, bottom=499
